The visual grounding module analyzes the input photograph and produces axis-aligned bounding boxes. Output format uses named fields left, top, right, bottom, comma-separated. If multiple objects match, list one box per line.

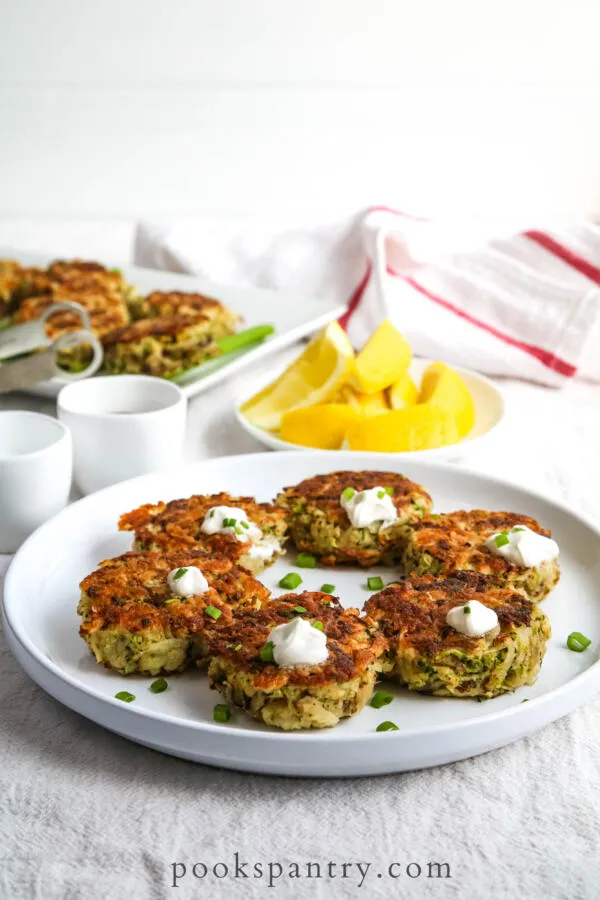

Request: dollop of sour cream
left=267, top=617, right=329, bottom=668
left=201, top=506, right=262, bottom=543
left=485, top=524, right=559, bottom=568
left=167, top=566, right=209, bottom=597
left=340, top=486, right=398, bottom=530
left=200, top=505, right=281, bottom=562
left=446, top=599, right=499, bottom=637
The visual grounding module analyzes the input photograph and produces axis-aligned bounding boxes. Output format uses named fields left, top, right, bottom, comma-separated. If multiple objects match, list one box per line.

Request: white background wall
left=2, top=0, right=600, bottom=227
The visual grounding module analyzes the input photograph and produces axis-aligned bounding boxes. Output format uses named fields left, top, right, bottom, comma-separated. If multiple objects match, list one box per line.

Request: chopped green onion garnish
left=150, top=678, right=168, bottom=694
left=312, top=621, right=324, bottom=631
left=494, top=532, right=510, bottom=548
left=321, top=584, right=335, bottom=594
left=172, top=567, right=187, bottom=581
left=209, top=509, right=215, bottom=517
left=513, top=526, right=526, bottom=532
left=279, top=572, right=302, bottom=590
left=370, top=690, right=394, bottom=709
left=463, top=605, right=471, bottom=614
left=296, top=552, right=317, bottom=568
left=164, top=598, right=178, bottom=605
left=205, top=605, right=222, bottom=621
left=342, top=487, right=356, bottom=501
left=430, top=514, right=441, bottom=520
left=260, top=641, right=275, bottom=662
left=227, top=642, right=243, bottom=651
left=567, top=632, right=591, bottom=652
left=376, top=721, right=399, bottom=732
left=240, top=520, right=249, bottom=529
left=293, top=605, right=307, bottom=614
left=235, top=526, right=244, bottom=535
left=223, top=517, right=237, bottom=528
left=367, top=576, right=384, bottom=591
left=234, top=643, right=242, bottom=651
left=377, top=490, right=385, bottom=499
left=115, top=691, right=135, bottom=703
left=213, top=704, right=230, bottom=723
left=384, top=486, right=394, bottom=496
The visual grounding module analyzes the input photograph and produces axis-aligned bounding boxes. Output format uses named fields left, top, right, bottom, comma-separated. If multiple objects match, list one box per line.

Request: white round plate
left=4, top=451, right=600, bottom=777
left=235, top=358, right=505, bottom=462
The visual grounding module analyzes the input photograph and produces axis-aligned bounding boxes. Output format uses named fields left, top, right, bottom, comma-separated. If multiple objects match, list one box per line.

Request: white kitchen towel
left=134, top=209, right=600, bottom=387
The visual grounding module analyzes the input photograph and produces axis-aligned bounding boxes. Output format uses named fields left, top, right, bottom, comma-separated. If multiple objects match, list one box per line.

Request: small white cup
left=57, top=375, right=187, bottom=495
left=0, top=411, right=73, bottom=552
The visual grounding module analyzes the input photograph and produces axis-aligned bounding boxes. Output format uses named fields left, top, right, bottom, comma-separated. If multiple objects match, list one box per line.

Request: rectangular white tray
left=0, top=247, right=346, bottom=399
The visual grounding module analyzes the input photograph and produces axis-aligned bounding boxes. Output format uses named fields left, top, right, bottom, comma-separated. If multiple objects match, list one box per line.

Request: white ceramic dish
left=58, top=375, right=186, bottom=494
left=4, top=451, right=600, bottom=777
left=0, top=411, right=72, bottom=552
left=235, top=358, right=505, bottom=462
left=0, top=247, right=345, bottom=400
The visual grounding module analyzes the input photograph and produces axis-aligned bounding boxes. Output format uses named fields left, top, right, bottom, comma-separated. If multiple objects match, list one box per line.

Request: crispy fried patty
left=98, top=295, right=237, bottom=377
left=207, top=591, right=388, bottom=729
left=0, top=260, right=45, bottom=317
left=402, top=509, right=560, bottom=602
left=129, top=290, right=240, bottom=329
left=108, top=290, right=239, bottom=377
left=276, top=470, right=433, bottom=567
left=119, top=492, right=288, bottom=575
left=78, top=549, right=270, bottom=676
left=100, top=314, right=222, bottom=377
left=13, top=260, right=132, bottom=339
left=364, top=572, right=551, bottom=699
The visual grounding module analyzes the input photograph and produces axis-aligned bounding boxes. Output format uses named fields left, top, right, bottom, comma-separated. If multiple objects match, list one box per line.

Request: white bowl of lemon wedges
left=235, top=320, right=504, bottom=461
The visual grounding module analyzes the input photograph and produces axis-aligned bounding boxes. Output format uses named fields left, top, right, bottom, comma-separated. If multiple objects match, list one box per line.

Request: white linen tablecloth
left=2, top=357, right=600, bottom=900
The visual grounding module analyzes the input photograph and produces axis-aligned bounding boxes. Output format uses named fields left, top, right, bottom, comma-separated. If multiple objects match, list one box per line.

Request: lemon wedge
left=388, top=372, right=418, bottom=409
left=335, top=385, right=389, bottom=416
left=352, top=320, right=412, bottom=394
left=280, top=404, right=363, bottom=449
left=346, top=404, right=460, bottom=452
left=418, top=362, right=475, bottom=438
left=241, top=322, right=355, bottom=431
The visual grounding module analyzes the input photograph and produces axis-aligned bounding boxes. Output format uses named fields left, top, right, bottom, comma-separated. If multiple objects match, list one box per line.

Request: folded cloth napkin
left=135, top=209, right=600, bottom=386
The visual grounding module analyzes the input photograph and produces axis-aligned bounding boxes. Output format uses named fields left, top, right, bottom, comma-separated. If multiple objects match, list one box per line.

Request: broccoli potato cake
left=207, top=591, right=388, bottom=730
left=78, top=549, right=269, bottom=676
left=402, top=510, right=560, bottom=603
left=129, top=289, right=240, bottom=333
left=47, top=258, right=133, bottom=292
left=110, top=290, right=239, bottom=377
left=119, top=492, right=288, bottom=576
left=0, top=260, right=47, bottom=319
left=10, top=259, right=134, bottom=375
left=276, top=470, right=433, bottom=567
left=364, top=572, right=551, bottom=699
left=100, top=314, right=224, bottom=378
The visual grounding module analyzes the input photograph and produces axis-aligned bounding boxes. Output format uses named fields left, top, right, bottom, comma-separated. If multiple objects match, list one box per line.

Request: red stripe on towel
left=338, top=261, right=371, bottom=332
left=339, top=207, right=427, bottom=331
left=340, top=215, right=578, bottom=377
left=524, top=230, right=600, bottom=285
left=399, top=274, right=577, bottom=378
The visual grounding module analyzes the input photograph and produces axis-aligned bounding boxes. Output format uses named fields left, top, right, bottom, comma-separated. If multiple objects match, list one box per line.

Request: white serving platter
left=0, top=247, right=345, bottom=400
left=235, top=358, right=505, bottom=463
left=4, top=451, right=600, bottom=777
